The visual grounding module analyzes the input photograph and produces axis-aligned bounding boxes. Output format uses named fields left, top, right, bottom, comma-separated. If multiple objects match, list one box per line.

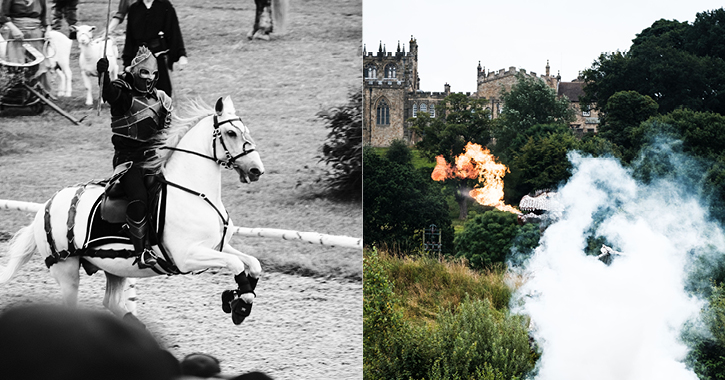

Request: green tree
left=363, top=146, right=454, bottom=252
left=454, top=210, right=539, bottom=269
left=598, top=90, right=659, bottom=162
left=493, top=74, right=575, bottom=162
left=582, top=14, right=725, bottom=116
left=410, top=93, right=494, bottom=219
left=685, top=8, right=725, bottom=60
left=507, top=129, right=579, bottom=202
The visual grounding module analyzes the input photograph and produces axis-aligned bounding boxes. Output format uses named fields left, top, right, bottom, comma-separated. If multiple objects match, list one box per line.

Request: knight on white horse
left=1, top=93, right=265, bottom=326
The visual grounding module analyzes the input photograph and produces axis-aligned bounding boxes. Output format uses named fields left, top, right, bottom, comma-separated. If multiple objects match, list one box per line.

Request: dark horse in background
left=248, top=0, right=289, bottom=40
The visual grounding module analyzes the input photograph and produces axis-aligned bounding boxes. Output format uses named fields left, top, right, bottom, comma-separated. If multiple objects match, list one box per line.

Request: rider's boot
left=126, top=216, right=158, bottom=269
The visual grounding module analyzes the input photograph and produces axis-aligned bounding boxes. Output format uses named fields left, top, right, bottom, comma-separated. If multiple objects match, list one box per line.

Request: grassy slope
left=0, top=0, right=362, bottom=280
left=368, top=248, right=514, bottom=324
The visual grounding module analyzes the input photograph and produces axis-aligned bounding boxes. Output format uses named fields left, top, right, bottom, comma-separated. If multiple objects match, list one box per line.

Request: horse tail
left=272, top=0, right=289, bottom=35
left=0, top=224, right=37, bottom=284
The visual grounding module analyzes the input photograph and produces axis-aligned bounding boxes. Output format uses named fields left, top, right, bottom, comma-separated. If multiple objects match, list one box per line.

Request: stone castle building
left=363, top=36, right=600, bottom=147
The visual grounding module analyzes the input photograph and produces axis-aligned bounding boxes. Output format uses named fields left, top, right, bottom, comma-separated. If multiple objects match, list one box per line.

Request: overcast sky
left=363, top=0, right=724, bottom=94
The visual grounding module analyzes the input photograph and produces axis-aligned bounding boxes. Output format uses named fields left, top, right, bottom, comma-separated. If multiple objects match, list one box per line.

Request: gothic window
left=365, top=65, right=377, bottom=79
left=412, top=103, right=418, bottom=117
left=384, top=64, right=397, bottom=79
left=430, top=104, right=435, bottom=117
left=376, top=98, right=390, bottom=125
left=420, top=103, right=427, bottom=114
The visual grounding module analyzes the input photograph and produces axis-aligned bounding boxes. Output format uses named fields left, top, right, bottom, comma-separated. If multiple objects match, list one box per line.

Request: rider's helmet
left=126, top=46, right=158, bottom=94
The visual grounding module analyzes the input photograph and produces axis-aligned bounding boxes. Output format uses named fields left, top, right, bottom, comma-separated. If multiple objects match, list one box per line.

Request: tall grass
left=364, top=247, right=536, bottom=380
left=380, top=247, right=513, bottom=322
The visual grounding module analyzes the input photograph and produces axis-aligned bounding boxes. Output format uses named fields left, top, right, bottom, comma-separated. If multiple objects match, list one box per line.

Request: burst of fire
left=431, top=142, right=520, bottom=214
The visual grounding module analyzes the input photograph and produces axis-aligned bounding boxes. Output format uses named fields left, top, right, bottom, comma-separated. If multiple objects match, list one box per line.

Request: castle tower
left=363, top=36, right=420, bottom=146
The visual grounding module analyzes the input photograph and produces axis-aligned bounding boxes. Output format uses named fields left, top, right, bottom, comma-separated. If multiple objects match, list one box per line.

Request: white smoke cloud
left=513, top=152, right=725, bottom=380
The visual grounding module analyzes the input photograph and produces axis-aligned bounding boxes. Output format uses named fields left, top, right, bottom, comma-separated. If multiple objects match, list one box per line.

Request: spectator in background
left=0, top=0, right=52, bottom=92
left=107, top=0, right=134, bottom=34
left=122, top=0, right=187, bottom=96
left=50, top=0, right=77, bottom=39
left=0, top=303, right=181, bottom=380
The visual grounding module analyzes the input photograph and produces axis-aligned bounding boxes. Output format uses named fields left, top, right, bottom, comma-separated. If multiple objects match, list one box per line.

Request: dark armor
left=111, top=91, right=171, bottom=142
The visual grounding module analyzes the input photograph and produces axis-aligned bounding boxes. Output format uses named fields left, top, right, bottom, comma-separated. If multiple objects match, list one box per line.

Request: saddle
left=79, top=165, right=176, bottom=274
left=100, top=161, right=159, bottom=223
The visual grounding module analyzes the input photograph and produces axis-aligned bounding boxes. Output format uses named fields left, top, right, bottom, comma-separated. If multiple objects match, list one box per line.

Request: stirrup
left=136, top=248, right=158, bottom=269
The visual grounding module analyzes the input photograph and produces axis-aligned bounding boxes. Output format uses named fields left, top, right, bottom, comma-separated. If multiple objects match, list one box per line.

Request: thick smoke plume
left=513, top=152, right=725, bottom=380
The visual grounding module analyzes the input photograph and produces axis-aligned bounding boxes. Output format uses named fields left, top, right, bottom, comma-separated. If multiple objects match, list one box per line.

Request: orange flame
left=431, top=142, right=520, bottom=214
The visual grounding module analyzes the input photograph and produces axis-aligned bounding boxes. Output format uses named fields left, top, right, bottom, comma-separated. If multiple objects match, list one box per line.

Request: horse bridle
left=162, top=115, right=256, bottom=170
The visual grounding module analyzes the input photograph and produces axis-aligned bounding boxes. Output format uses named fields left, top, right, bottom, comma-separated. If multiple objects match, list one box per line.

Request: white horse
left=0, top=96, right=264, bottom=325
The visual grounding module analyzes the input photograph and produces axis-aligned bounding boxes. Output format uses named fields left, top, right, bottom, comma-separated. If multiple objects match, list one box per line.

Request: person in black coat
left=122, top=0, right=187, bottom=96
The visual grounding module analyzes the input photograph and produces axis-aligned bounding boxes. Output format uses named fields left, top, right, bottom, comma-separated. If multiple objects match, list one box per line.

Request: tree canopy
left=582, top=9, right=725, bottom=116
left=493, top=74, right=575, bottom=162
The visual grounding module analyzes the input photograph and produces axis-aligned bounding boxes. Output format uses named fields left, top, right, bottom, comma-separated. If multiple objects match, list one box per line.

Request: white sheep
left=71, top=24, right=119, bottom=106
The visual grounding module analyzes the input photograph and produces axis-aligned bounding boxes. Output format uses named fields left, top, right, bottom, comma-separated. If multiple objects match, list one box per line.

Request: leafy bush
left=426, top=298, right=534, bottom=380
left=454, top=210, right=540, bottom=269
left=363, top=247, right=414, bottom=380
left=317, top=88, right=362, bottom=200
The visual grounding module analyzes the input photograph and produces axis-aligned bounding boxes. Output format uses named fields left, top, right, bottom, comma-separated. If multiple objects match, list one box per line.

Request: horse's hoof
left=231, top=299, right=252, bottom=325
left=221, top=289, right=236, bottom=314
left=246, top=30, right=254, bottom=40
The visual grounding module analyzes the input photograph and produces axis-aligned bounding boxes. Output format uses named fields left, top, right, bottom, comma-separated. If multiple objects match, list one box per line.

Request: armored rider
left=96, top=46, right=171, bottom=269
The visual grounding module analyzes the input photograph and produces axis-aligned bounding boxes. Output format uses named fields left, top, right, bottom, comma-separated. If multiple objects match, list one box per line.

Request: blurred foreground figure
left=180, top=352, right=275, bottom=380
left=0, top=303, right=180, bottom=380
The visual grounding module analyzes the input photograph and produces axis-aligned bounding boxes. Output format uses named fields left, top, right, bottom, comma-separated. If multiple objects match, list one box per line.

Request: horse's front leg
left=181, top=245, right=257, bottom=324
left=220, top=244, right=262, bottom=303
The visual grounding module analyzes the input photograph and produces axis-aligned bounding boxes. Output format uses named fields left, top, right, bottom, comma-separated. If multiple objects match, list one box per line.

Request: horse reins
left=158, top=115, right=257, bottom=251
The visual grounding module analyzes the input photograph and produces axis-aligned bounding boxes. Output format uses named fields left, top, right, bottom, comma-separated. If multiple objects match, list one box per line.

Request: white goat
left=45, top=30, right=73, bottom=98
left=71, top=24, right=119, bottom=106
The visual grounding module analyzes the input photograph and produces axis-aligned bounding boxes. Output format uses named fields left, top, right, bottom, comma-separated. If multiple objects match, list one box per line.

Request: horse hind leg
left=124, top=278, right=138, bottom=315
left=48, top=257, right=81, bottom=307
left=104, top=273, right=145, bottom=328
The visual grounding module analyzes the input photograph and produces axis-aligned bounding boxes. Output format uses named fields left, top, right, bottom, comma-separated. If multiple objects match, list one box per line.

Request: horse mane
left=142, top=98, right=215, bottom=173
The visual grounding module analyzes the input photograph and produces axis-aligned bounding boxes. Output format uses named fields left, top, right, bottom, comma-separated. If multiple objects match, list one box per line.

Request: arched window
left=430, top=104, right=435, bottom=117
left=420, top=103, right=427, bottom=114
left=365, top=65, right=377, bottom=79
left=376, top=98, right=390, bottom=125
left=384, top=64, right=397, bottom=79
left=412, top=103, right=417, bottom=117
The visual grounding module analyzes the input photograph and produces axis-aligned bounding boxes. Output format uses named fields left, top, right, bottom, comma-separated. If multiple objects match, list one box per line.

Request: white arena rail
left=0, top=199, right=362, bottom=249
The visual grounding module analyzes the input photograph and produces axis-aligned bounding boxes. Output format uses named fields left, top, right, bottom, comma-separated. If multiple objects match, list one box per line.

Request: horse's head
left=212, top=96, right=265, bottom=183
